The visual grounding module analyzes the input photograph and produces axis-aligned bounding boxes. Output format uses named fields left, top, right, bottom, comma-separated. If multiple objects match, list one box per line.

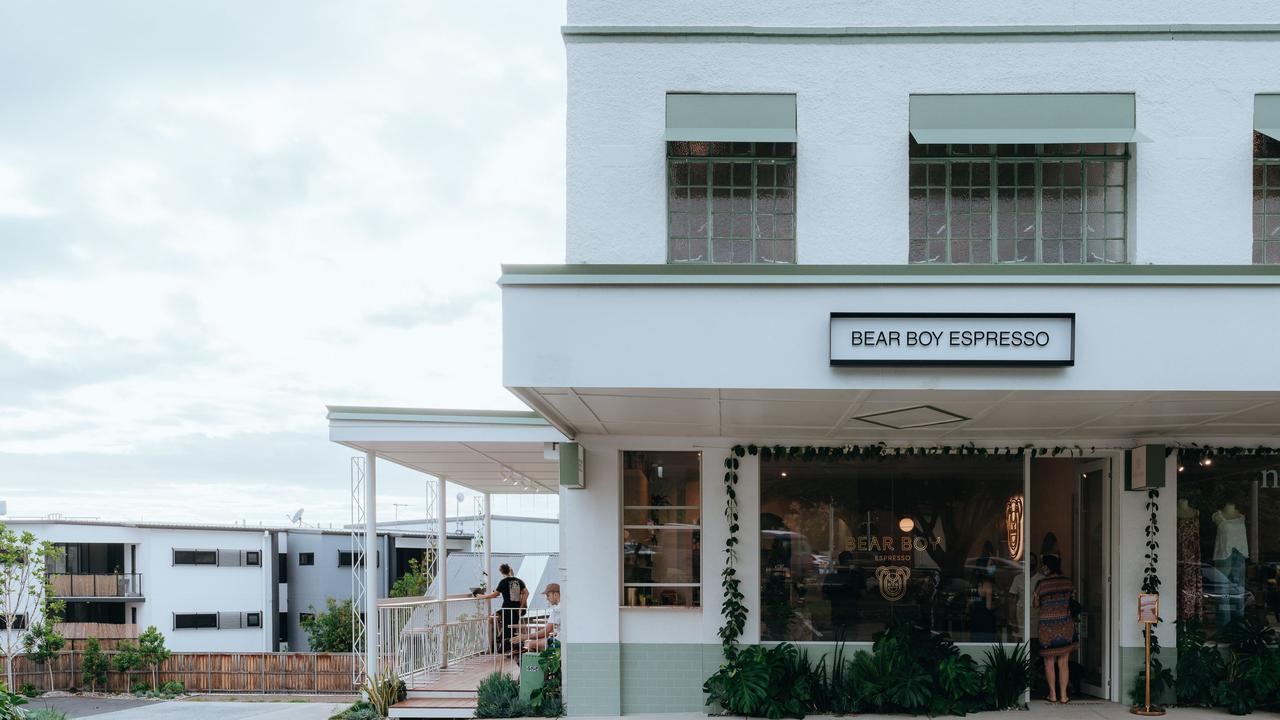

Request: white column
left=364, top=451, right=379, bottom=679
left=482, top=493, right=493, bottom=591
left=438, top=477, right=449, bottom=667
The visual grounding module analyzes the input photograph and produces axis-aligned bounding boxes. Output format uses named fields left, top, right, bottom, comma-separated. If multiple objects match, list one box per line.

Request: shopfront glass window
left=1175, top=453, right=1280, bottom=638
left=760, top=455, right=1025, bottom=642
left=622, top=450, right=701, bottom=607
left=909, top=141, right=1129, bottom=264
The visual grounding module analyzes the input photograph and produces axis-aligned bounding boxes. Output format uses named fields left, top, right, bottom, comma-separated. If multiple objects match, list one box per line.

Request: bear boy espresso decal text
left=830, top=313, right=1075, bottom=367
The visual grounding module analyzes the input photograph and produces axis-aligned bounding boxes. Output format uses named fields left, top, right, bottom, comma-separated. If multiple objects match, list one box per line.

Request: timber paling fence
left=2, top=652, right=360, bottom=694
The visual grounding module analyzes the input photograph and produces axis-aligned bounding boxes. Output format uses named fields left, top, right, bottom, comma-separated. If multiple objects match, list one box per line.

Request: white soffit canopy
left=327, top=406, right=568, bottom=494
left=512, top=388, right=1280, bottom=444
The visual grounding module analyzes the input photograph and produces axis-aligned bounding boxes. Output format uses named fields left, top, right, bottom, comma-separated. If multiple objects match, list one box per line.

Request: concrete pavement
left=35, top=697, right=352, bottom=719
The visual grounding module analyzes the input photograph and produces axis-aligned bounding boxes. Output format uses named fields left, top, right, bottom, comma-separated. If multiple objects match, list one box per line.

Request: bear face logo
left=876, top=565, right=911, bottom=602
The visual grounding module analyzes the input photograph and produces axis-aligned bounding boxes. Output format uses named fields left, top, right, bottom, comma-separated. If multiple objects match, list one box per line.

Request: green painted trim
left=911, top=94, right=1141, bottom=145
left=666, top=93, right=797, bottom=142
left=326, top=405, right=550, bottom=425
left=564, top=24, right=1280, bottom=40
left=499, top=263, right=1280, bottom=287
left=1257, top=94, right=1280, bottom=141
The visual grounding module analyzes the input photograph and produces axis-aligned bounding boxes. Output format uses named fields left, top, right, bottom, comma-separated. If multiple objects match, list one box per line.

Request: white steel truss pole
left=482, top=493, right=493, bottom=593
left=364, top=451, right=379, bottom=681
left=438, top=477, right=449, bottom=667
left=350, top=456, right=367, bottom=684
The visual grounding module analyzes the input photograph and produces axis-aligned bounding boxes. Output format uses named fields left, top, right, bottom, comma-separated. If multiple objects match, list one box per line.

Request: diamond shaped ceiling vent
left=852, top=405, right=969, bottom=430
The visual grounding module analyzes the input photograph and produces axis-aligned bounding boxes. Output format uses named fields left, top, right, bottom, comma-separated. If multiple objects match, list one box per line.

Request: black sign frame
left=829, top=312, right=1076, bottom=368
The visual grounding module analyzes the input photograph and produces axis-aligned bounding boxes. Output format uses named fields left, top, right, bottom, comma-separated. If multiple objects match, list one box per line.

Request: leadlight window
left=667, top=141, right=796, bottom=264
left=1254, top=132, right=1280, bottom=264
left=909, top=141, right=1129, bottom=264
left=622, top=450, right=701, bottom=607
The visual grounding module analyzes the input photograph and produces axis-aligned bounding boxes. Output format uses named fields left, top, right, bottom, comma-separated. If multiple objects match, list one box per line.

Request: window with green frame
left=909, top=141, right=1129, bottom=264
left=1254, top=132, right=1280, bottom=264
left=667, top=141, right=796, bottom=264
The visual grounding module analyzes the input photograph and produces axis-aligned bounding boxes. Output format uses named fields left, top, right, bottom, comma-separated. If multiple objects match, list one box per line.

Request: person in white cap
left=513, top=582, right=560, bottom=652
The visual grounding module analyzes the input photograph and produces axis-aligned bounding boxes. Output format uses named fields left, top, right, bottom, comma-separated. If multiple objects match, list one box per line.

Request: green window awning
left=910, top=93, right=1150, bottom=144
left=1256, top=94, right=1280, bottom=142
left=665, top=93, right=797, bottom=142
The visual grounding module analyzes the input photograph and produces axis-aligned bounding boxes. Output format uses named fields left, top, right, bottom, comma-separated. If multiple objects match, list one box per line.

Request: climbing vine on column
left=717, top=447, right=747, bottom=658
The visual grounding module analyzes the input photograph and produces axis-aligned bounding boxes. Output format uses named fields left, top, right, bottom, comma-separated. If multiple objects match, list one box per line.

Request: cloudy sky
left=0, top=2, right=566, bottom=525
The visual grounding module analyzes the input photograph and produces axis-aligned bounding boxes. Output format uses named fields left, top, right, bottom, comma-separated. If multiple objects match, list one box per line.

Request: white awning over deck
left=327, top=406, right=568, bottom=493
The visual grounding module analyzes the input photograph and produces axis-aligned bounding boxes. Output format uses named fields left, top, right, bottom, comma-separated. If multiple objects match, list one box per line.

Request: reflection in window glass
left=760, top=455, right=1024, bottom=642
left=1175, top=453, right=1280, bottom=638
left=622, top=450, right=701, bottom=607
left=909, top=141, right=1129, bottom=264
left=1254, top=132, right=1280, bottom=264
left=667, top=141, right=797, bottom=264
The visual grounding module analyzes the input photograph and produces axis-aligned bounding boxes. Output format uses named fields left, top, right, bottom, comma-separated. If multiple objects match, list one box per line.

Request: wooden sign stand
left=1131, top=594, right=1165, bottom=716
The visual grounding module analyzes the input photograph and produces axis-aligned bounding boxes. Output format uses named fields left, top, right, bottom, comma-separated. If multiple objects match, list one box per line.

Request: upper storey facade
left=563, top=0, right=1280, bottom=266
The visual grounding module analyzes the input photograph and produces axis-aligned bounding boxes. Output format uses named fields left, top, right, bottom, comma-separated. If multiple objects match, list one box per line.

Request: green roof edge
left=563, top=24, right=1280, bottom=40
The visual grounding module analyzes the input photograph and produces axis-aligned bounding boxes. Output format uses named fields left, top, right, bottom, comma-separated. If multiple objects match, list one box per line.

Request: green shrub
left=982, top=642, right=1030, bottom=710
left=27, top=709, right=69, bottom=720
left=361, top=669, right=406, bottom=717
left=0, top=686, right=29, bottom=720
left=158, top=680, right=186, bottom=697
left=1176, top=617, right=1224, bottom=707
left=17, top=683, right=38, bottom=698
left=329, top=701, right=380, bottom=720
left=703, top=643, right=813, bottom=718
left=1211, top=616, right=1280, bottom=715
left=530, top=646, right=564, bottom=717
left=80, top=637, right=109, bottom=692
left=475, top=671, right=528, bottom=718
left=130, top=681, right=150, bottom=695
left=705, top=614, right=1030, bottom=718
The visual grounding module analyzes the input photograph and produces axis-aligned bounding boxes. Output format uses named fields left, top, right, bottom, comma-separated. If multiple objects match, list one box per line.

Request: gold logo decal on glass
left=876, top=565, right=911, bottom=602
left=1005, top=495, right=1025, bottom=561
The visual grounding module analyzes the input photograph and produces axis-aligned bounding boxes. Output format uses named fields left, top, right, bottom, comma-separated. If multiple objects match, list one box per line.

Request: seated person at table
left=514, top=583, right=561, bottom=652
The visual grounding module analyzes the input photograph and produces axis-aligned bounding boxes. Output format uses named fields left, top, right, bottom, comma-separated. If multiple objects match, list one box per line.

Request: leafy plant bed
left=704, top=616, right=1030, bottom=718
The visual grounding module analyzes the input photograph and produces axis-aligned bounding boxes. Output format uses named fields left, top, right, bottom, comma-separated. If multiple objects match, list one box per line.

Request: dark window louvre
left=174, top=613, right=218, bottom=630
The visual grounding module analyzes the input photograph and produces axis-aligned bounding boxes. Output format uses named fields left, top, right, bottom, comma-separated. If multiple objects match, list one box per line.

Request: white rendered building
left=339, top=2, right=1280, bottom=716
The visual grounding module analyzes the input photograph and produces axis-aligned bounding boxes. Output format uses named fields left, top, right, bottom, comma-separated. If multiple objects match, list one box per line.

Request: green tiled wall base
left=564, top=643, right=621, bottom=716
left=565, top=643, right=721, bottom=716
left=1119, top=645, right=1176, bottom=706
left=621, top=644, right=712, bottom=713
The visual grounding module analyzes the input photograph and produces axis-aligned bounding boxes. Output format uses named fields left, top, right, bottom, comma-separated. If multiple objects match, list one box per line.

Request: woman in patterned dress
left=1032, top=554, right=1077, bottom=704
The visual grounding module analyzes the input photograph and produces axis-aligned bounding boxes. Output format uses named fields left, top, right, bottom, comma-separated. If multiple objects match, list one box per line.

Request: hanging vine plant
left=717, top=447, right=747, bottom=658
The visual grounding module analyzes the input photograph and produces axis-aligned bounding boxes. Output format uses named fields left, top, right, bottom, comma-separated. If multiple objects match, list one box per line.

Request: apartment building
left=3, top=519, right=470, bottom=653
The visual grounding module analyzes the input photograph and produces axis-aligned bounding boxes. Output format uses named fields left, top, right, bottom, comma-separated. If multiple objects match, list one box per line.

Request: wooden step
left=390, top=696, right=477, bottom=719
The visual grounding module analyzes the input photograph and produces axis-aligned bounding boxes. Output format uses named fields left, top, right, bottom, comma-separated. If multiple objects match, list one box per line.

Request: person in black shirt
left=475, top=563, right=528, bottom=652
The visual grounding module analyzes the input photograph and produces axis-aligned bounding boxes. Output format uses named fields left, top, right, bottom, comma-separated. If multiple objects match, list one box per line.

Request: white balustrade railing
left=377, top=595, right=493, bottom=683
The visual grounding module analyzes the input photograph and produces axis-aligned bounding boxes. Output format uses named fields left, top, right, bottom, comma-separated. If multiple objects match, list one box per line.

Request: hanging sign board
left=1126, top=444, right=1166, bottom=491
left=829, top=313, right=1075, bottom=367
left=559, top=442, right=585, bottom=490
left=1137, top=593, right=1160, bottom=624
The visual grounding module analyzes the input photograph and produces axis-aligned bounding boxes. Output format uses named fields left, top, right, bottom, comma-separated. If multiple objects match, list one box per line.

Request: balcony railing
left=54, top=622, right=139, bottom=640
left=376, top=595, right=494, bottom=687
left=50, top=573, right=143, bottom=598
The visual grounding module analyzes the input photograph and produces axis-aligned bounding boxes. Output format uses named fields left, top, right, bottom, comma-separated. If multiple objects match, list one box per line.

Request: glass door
left=1075, top=460, right=1110, bottom=699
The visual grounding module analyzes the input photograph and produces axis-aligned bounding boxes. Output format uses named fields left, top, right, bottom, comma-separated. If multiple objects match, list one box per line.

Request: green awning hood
left=1256, top=94, right=1280, bottom=142
left=910, top=93, right=1150, bottom=144
left=665, top=93, right=797, bottom=142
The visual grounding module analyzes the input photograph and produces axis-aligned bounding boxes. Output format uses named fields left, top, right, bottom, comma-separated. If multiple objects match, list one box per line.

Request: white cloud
left=0, top=3, right=567, bottom=523
left=0, top=165, right=50, bottom=217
